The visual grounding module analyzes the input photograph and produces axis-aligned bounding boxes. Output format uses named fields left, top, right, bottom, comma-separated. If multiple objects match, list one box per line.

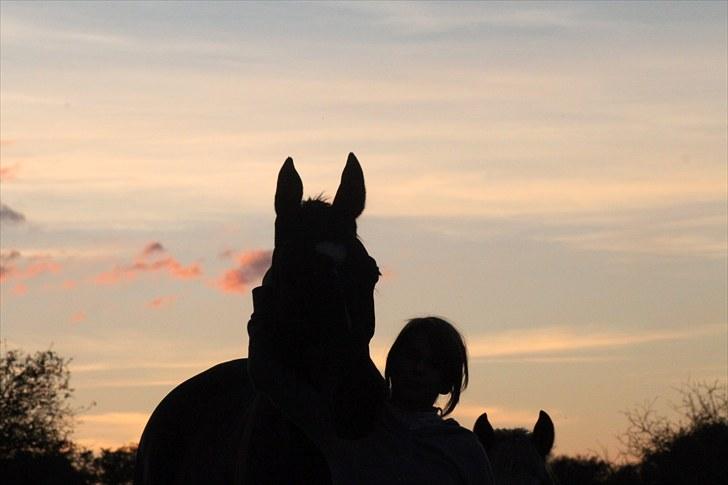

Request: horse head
left=474, top=410, right=555, bottom=485
left=268, top=152, right=384, bottom=438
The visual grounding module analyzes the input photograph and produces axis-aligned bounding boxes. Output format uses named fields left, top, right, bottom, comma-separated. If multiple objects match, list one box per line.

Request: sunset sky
left=1, top=1, right=726, bottom=458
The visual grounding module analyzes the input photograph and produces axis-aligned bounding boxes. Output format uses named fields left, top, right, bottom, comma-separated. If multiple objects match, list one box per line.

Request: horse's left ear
left=333, top=152, right=366, bottom=220
left=532, top=410, right=555, bottom=457
left=275, top=157, right=303, bottom=217
left=473, top=412, right=495, bottom=452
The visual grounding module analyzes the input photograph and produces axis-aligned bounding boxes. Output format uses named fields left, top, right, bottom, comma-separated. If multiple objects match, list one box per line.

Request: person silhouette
left=384, top=316, right=494, bottom=484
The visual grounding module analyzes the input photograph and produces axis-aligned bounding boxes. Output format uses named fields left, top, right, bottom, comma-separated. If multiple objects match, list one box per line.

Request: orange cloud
left=0, top=162, right=20, bottom=181
left=70, top=311, right=87, bottom=324
left=12, top=283, right=28, bottom=296
left=467, top=324, right=725, bottom=360
left=148, top=295, right=177, bottom=309
left=62, top=279, right=78, bottom=290
left=0, top=252, right=61, bottom=283
left=94, top=243, right=202, bottom=285
left=216, top=249, right=271, bottom=294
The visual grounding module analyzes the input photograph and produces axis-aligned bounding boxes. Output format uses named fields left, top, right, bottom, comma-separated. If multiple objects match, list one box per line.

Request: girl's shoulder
left=386, top=403, right=471, bottom=436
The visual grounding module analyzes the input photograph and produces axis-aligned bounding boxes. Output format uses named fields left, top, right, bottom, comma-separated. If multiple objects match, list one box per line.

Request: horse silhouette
left=474, top=410, right=555, bottom=485
left=135, top=154, right=382, bottom=484
left=136, top=154, right=529, bottom=484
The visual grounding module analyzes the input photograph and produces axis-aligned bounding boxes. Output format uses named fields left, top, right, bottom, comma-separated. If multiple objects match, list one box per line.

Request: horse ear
left=333, top=152, right=365, bottom=220
left=275, top=157, right=303, bottom=216
left=473, top=412, right=495, bottom=452
left=532, top=410, right=555, bottom=458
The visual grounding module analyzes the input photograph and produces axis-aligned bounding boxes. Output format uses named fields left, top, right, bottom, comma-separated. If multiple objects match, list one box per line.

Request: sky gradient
left=1, top=1, right=726, bottom=458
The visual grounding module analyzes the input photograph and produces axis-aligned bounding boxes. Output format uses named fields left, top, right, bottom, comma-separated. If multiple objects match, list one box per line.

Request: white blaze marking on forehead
left=315, top=241, right=347, bottom=263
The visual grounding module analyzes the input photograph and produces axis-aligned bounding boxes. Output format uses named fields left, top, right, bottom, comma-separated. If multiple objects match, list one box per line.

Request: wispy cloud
left=452, top=403, right=551, bottom=429
left=147, top=295, right=177, bottom=309
left=61, top=279, right=78, bottom=290
left=546, top=224, right=727, bottom=258
left=0, top=162, right=20, bottom=181
left=216, top=249, right=271, bottom=294
left=378, top=172, right=725, bottom=218
left=333, top=2, right=578, bottom=36
left=1, top=15, right=132, bottom=48
left=467, top=324, right=724, bottom=360
left=94, top=242, right=202, bottom=285
left=71, top=361, right=218, bottom=373
left=70, top=311, right=87, bottom=324
left=0, top=204, right=26, bottom=224
left=74, top=412, right=148, bottom=451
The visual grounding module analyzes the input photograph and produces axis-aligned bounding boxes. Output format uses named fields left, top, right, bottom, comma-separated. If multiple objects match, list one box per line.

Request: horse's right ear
left=333, top=152, right=365, bottom=220
left=275, top=157, right=303, bottom=216
left=473, top=412, right=495, bottom=452
left=532, top=410, right=555, bottom=458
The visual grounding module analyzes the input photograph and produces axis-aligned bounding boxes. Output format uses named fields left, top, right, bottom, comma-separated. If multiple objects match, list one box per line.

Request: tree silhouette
left=93, top=445, right=136, bottom=485
left=623, top=381, right=728, bottom=485
left=0, top=349, right=78, bottom=456
left=0, top=348, right=92, bottom=483
left=0, top=348, right=137, bottom=484
left=550, top=381, right=728, bottom=485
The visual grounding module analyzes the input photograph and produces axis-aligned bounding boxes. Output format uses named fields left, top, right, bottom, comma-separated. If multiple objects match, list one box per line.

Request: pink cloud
left=0, top=162, right=20, bottom=181
left=12, top=283, right=28, bottom=296
left=148, top=295, right=177, bottom=309
left=216, top=249, right=272, bottom=294
left=94, top=243, right=202, bottom=285
left=62, top=279, right=77, bottom=290
left=70, top=311, right=87, bottom=324
left=0, top=252, right=61, bottom=283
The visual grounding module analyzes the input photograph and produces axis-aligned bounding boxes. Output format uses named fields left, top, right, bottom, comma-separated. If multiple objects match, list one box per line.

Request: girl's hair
left=384, top=316, right=469, bottom=416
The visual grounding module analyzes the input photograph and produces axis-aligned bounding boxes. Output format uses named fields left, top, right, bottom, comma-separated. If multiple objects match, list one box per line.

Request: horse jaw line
left=315, top=241, right=347, bottom=264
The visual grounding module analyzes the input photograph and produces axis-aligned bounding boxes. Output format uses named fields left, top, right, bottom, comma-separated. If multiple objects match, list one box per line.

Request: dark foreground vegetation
left=1, top=349, right=136, bottom=485
left=1, top=348, right=725, bottom=484
left=551, top=380, right=728, bottom=485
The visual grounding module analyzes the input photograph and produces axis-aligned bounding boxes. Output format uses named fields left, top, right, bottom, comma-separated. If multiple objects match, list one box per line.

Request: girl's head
left=384, top=316, right=469, bottom=416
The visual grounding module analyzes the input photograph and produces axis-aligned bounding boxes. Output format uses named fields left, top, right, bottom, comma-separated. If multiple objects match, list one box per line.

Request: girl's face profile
left=389, top=330, right=448, bottom=412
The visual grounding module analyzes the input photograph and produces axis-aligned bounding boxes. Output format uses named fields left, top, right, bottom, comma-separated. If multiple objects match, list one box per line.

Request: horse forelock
left=275, top=196, right=359, bottom=249
left=489, top=428, right=554, bottom=485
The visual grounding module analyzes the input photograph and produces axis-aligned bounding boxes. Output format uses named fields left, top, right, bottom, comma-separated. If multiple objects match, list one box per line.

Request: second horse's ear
left=333, top=152, right=366, bottom=220
left=275, top=157, right=303, bottom=216
left=473, top=412, right=495, bottom=452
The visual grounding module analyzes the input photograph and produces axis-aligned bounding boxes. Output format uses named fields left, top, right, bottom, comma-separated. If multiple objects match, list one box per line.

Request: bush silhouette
left=551, top=381, right=727, bottom=485
left=623, top=381, right=727, bottom=484
left=1, top=348, right=136, bottom=484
